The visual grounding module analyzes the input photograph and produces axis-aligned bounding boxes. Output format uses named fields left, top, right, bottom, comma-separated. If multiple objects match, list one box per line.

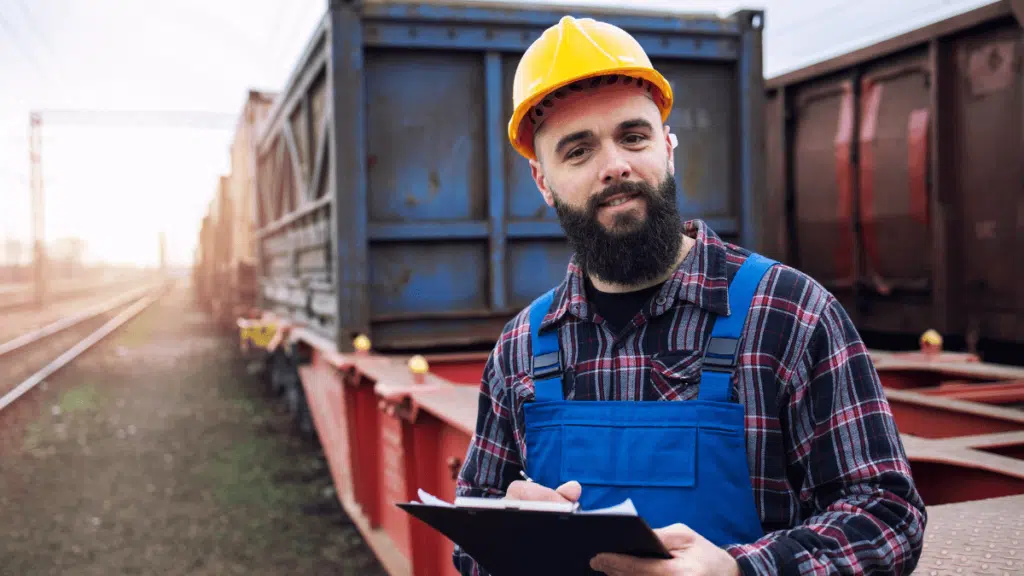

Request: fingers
left=504, top=480, right=574, bottom=503
left=654, top=522, right=699, bottom=550
left=590, top=553, right=668, bottom=575
left=555, top=480, right=582, bottom=502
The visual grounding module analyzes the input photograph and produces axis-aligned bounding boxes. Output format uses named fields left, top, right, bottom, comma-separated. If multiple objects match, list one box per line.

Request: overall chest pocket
left=562, top=420, right=697, bottom=488
left=649, top=349, right=704, bottom=401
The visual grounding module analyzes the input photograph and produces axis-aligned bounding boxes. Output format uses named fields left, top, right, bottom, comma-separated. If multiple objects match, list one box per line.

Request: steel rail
left=0, top=284, right=158, bottom=358
left=0, top=285, right=165, bottom=412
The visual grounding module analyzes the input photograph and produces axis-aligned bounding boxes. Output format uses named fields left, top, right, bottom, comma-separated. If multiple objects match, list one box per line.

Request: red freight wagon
left=763, top=0, right=1024, bottom=351
left=193, top=90, right=276, bottom=328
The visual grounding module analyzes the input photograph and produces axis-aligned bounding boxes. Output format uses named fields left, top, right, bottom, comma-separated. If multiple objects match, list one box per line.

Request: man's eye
left=622, top=134, right=645, bottom=145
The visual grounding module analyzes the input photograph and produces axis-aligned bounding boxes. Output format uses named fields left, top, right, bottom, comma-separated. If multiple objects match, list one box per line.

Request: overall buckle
left=702, top=337, right=739, bottom=373
left=533, top=351, right=562, bottom=379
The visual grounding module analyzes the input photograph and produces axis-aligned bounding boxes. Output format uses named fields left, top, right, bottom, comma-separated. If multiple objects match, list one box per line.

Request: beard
left=552, top=171, right=684, bottom=286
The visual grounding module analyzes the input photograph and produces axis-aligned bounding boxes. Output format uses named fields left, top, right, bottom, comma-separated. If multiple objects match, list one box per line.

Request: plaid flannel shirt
left=453, top=219, right=927, bottom=576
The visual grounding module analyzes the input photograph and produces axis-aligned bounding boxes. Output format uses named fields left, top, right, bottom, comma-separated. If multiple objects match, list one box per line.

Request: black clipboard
left=397, top=501, right=672, bottom=576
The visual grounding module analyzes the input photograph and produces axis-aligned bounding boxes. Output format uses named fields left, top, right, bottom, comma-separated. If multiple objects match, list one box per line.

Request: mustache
left=587, top=180, right=656, bottom=210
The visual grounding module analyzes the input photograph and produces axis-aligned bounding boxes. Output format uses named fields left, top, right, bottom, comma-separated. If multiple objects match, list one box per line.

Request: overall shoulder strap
left=528, top=288, right=563, bottom=402
left=699, top=253, right=778, bottom=403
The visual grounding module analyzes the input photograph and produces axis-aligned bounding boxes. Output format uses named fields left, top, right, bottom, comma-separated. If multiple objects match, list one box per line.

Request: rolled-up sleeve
left=725, top=296, right=927, bottom=575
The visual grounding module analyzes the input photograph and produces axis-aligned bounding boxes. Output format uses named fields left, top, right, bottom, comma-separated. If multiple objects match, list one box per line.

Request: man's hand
left=504, top=479, right=581, bottom=503
left=590, top=523, right=740, bottom=576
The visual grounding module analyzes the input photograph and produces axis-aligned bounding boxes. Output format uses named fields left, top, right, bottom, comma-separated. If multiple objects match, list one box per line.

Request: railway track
left=0, top=276, right=148, bottom=315
left=0, top=282, right=167, bottom=412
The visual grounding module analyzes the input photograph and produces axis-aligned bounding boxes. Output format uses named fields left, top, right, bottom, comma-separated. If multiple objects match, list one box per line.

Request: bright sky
left=0, top=0, right=997, bottom=268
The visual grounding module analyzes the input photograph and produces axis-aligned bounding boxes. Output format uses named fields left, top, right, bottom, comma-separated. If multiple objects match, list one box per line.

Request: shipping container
left=208, top=176, right=233, bottom=322
left=228, top=90, right=276, bottom=315
left=251, top=0, right=768, bottom=353
left=764, top=0, right=1024, bottom=347
left=194, top=92, right=277, bottom=325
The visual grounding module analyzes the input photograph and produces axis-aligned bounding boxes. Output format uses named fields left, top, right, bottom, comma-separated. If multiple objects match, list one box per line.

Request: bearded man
left=453, top=15, right=926, bottom=576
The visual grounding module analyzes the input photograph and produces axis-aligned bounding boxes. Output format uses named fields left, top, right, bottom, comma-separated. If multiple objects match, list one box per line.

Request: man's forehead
left=535, top=87, right=662, bottom=140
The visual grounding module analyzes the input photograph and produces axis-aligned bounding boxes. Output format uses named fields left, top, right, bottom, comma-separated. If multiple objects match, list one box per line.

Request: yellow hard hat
left=508, top=15, right=674, bottom=161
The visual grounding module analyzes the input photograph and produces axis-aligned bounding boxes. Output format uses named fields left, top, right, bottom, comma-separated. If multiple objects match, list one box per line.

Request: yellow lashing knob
left=920, top=329, right=943, bottom=348
left=921, top=327, right=942, bottom=350
left=353, top=334, right=371, bottom=352
left=408, top=354, right=429, bottom=375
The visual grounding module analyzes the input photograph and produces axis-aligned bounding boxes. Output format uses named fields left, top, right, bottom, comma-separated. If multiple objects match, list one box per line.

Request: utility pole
left=29, top=112, right=45, bottom=307
left=27, top=108, right=236, bottom=296
left=159, top=231, right=167, bottom=277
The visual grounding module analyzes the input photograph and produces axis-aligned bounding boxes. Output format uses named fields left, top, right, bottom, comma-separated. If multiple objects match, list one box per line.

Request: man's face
left=529, top=83, right=683, bottom=286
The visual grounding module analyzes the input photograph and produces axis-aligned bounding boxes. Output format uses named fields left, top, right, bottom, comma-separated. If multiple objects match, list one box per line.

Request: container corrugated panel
left=229, top=90, right=276, bottom=273
left=253, top=0, right=766, bottom=352
left=765, top=0, right=1023, bottom=345
left=228, top=90, right=277, bottom=307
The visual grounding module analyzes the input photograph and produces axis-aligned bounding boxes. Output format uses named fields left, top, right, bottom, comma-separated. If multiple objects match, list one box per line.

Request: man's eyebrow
left=554, top=129, right=593, bottom=156
left=552, top=119, right=655, bottom=156
left=618, top=118, right=654, bottom=132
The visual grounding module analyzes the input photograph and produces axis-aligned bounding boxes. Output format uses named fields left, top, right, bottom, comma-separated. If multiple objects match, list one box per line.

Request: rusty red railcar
left=763, top=0, right=1024, bottom=351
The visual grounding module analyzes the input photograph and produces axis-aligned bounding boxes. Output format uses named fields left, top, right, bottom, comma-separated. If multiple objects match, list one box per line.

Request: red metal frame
left=275, top=327, right=1024, bottom=576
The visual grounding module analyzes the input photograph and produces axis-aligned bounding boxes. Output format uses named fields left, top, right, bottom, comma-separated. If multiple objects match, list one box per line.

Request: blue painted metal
left=734, top=10, right=766, bottom=252
left=485, top=51, right=507, bottom=312
left=329, top=2, right=370, bottom=343
left=361, top=2, right=742, bottom=35
left=254, top=1, right=765, bottom=352
left=367, top=222, right=489, bottom=241
left=363, top=23, right=739, bottom=60
left=506, top=222, right=566, bottom=239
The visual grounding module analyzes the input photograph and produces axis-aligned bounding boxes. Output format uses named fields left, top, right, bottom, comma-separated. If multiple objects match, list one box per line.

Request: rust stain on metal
left=967, top=41, right=1016, bottom=96
left=428, top=170, right=440, bottom=196
left=404, top=170, right=441, bottom=206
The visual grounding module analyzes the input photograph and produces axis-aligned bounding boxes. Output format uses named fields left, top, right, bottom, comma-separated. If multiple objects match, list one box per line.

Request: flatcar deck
left=917, top=494, right=1024, bottom=574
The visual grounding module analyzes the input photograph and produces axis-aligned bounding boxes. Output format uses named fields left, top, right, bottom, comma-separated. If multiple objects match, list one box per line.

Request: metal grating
left=917, top=494, right=1024, bottom=575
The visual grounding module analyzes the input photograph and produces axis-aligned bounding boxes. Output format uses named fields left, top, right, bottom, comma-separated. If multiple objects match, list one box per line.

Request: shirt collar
left=538, top=219, right=732, bottom=331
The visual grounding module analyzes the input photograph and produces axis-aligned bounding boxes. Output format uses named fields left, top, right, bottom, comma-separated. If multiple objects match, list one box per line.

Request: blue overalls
left=523, top=253, right=776, bottom=547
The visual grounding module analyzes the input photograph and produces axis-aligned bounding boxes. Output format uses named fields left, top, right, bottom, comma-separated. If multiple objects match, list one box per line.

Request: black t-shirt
left=584, top=276, right=664, bottom=334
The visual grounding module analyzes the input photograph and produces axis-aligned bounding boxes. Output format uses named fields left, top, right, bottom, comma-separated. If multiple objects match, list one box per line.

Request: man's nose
left=598, top=147, right=631, bottom=185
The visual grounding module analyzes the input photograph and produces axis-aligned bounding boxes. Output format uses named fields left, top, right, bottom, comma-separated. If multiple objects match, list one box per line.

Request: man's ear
left=664, top=125, right=676, bottom=176
left=530, top=159, right=555, bottom=207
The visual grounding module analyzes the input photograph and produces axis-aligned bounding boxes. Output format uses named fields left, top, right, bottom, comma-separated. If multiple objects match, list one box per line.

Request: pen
left=517, top=470, right=580, bottom=512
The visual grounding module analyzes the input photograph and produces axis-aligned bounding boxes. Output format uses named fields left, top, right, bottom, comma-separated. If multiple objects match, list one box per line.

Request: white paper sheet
left=414, top=488, right=636, bottom=516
